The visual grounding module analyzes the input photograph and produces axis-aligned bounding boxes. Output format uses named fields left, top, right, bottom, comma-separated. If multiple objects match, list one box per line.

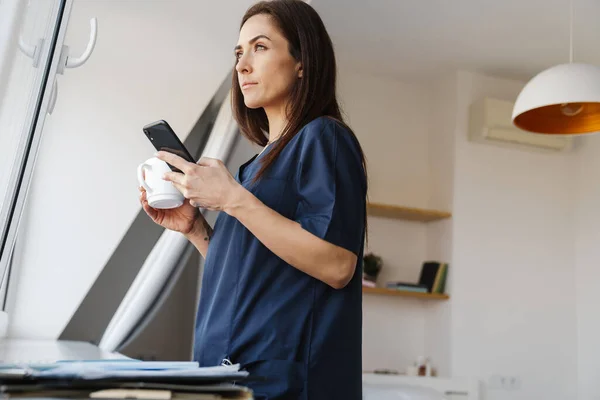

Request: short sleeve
left=294, top=118, right=366, bottom=255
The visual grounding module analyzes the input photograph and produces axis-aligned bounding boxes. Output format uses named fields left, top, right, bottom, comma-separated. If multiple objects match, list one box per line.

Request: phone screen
left=143, top=121, right=195, bottom=172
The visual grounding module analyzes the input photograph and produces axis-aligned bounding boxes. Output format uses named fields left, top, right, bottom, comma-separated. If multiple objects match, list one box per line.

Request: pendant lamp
left=512, top=0, right=600, bottom=135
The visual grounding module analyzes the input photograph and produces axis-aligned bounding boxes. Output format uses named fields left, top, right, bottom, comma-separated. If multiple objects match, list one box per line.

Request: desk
left=0, top=339, right=127, bottom=364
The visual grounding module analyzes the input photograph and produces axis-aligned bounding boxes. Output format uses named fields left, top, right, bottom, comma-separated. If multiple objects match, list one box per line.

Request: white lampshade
left=512, top=63, right=600, bottom=135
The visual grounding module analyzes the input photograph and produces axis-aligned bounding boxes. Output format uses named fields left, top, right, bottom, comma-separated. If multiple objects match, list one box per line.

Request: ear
left=296, top=62, right=303, bottom=78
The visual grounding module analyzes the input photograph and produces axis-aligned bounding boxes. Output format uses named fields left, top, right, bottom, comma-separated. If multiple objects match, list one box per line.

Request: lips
left=241, top=82, right=257, bottom=90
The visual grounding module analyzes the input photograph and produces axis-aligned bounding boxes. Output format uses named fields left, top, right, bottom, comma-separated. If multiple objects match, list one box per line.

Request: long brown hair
left=231, top=0, right=369, bottom=246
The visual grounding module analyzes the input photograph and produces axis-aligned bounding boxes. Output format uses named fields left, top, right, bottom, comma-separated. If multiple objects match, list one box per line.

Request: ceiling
left=313, top=0, right=600, bottom=82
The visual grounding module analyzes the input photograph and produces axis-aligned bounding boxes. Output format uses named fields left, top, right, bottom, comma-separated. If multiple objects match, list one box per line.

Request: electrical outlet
left=488, top=375, right=521, bottom=390
left=488, top=375, right=503, bottom=389
left=506, top=376, right=521, bottom=390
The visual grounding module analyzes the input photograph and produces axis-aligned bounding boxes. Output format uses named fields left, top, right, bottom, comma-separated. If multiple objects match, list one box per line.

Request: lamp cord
left=570, top=0, right=574, bottom=63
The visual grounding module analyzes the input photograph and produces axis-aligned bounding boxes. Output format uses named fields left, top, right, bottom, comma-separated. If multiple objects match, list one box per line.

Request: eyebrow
left=234, top=35, right=271, bottom=52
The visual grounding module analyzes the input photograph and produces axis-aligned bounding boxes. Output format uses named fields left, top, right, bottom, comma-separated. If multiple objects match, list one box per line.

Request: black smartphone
left=143, top=120, right=195, bottom=173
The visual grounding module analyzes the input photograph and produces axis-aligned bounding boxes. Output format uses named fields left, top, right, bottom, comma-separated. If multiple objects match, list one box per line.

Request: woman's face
left=235, top=14, right=302, bottom=110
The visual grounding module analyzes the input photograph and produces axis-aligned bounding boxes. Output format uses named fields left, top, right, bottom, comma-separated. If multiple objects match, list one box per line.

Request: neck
left=264, top=103, right=288, bottom=144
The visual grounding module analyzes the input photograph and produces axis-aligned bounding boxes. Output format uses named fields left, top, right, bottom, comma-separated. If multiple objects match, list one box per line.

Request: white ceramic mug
left=137, top=157, right=184, bottom=209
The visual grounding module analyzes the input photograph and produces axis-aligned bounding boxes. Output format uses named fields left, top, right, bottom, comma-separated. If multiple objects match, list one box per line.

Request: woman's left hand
left=156, top=151, right=242, bottom=212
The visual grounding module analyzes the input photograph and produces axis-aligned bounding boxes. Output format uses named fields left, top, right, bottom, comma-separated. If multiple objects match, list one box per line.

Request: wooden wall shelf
left=367, top=203, right=451, bottom=222
left=363, top=286, right=449, bottom=300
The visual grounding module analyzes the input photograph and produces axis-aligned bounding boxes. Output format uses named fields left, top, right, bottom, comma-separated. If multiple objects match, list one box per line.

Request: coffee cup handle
left=137, top=163, right=153, bottom=194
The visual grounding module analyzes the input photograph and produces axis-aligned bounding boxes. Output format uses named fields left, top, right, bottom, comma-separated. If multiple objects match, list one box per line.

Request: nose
left=235, top=52, right=252, bottom=74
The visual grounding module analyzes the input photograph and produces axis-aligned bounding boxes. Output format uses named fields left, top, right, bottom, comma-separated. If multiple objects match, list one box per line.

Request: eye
left=255, top=43, right=266, bottom=51
left=235, top=51, right=242, bottom=60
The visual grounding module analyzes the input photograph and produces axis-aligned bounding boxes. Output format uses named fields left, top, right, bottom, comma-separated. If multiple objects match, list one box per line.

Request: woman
left=139, top=1, right=368, bottom=398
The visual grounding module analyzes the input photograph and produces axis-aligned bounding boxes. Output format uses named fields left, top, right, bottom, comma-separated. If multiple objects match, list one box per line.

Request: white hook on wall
left=47, top=17, right=98, bottom=114
left=18, top=35, right=37, bottom=60
left=18, top=17, right=98, bottom=71
left=18, top=35, right=43, bottom=68
left=57, top=17, right=98, bottom=74
left=17, top=17, right=98, bottom=114
left=65, top=17, right=97, bottom=69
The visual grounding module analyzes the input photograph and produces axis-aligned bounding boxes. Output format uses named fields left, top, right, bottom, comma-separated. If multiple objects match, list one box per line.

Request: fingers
left=143, top=202, right=158, bottom=220
left=139, top=187, right=158, bottom=219
left=156, top=151, right=194, bottom=174
left=139, top=187, right=147, bottom=204
left=162, top=171, right=185, bottom=186
left=171, top=181, right=188, bottom=198
left=197, top=157, right=220, bottom=167
left=167, top=177, right=198, bottom=204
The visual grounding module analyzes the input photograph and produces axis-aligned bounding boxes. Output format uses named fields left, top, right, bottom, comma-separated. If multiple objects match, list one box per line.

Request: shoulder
left=296, top=116, right=346, bottom=142
left=293, top=116, right=365, bottom=181
left=294, top=116, right=359, bottom=157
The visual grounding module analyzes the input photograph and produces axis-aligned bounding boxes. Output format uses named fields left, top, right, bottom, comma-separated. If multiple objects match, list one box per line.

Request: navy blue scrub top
left=193, top=116, right=366, bottom=400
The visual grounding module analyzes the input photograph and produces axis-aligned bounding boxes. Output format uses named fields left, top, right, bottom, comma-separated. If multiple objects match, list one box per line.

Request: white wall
left=424, top=74, right=457, bottom=378
left=338, top=67, right=581, bottom=398
left=338, top=69, right=440, bottom=372
left=7, top=0, right=254, bottom=339
left=451, top=71, right=578, bottom=399
left=339, top=69, right=431, bottom=208
left=574, top=134, right=600, bottom=400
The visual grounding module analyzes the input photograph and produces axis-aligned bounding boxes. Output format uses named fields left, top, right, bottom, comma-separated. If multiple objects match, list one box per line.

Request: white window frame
left=0, top=0, right=74, bottom=311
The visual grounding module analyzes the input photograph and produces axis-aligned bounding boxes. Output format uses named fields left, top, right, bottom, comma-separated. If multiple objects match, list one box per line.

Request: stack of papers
left=0, top=360, right=253, bottom=399
left=0, top=360, right=248, bottom=381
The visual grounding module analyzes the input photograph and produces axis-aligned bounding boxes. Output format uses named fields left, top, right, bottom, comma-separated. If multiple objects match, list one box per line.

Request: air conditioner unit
left=468, top=97, right=573, bottom=152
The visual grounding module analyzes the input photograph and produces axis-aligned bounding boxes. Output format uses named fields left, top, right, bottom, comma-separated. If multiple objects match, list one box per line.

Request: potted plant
left=362, top=252, right=383, bottom=283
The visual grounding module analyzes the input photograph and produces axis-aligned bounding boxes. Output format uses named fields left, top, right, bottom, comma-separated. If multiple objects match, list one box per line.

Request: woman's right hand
left=139, top=186, right=199, bottom=235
